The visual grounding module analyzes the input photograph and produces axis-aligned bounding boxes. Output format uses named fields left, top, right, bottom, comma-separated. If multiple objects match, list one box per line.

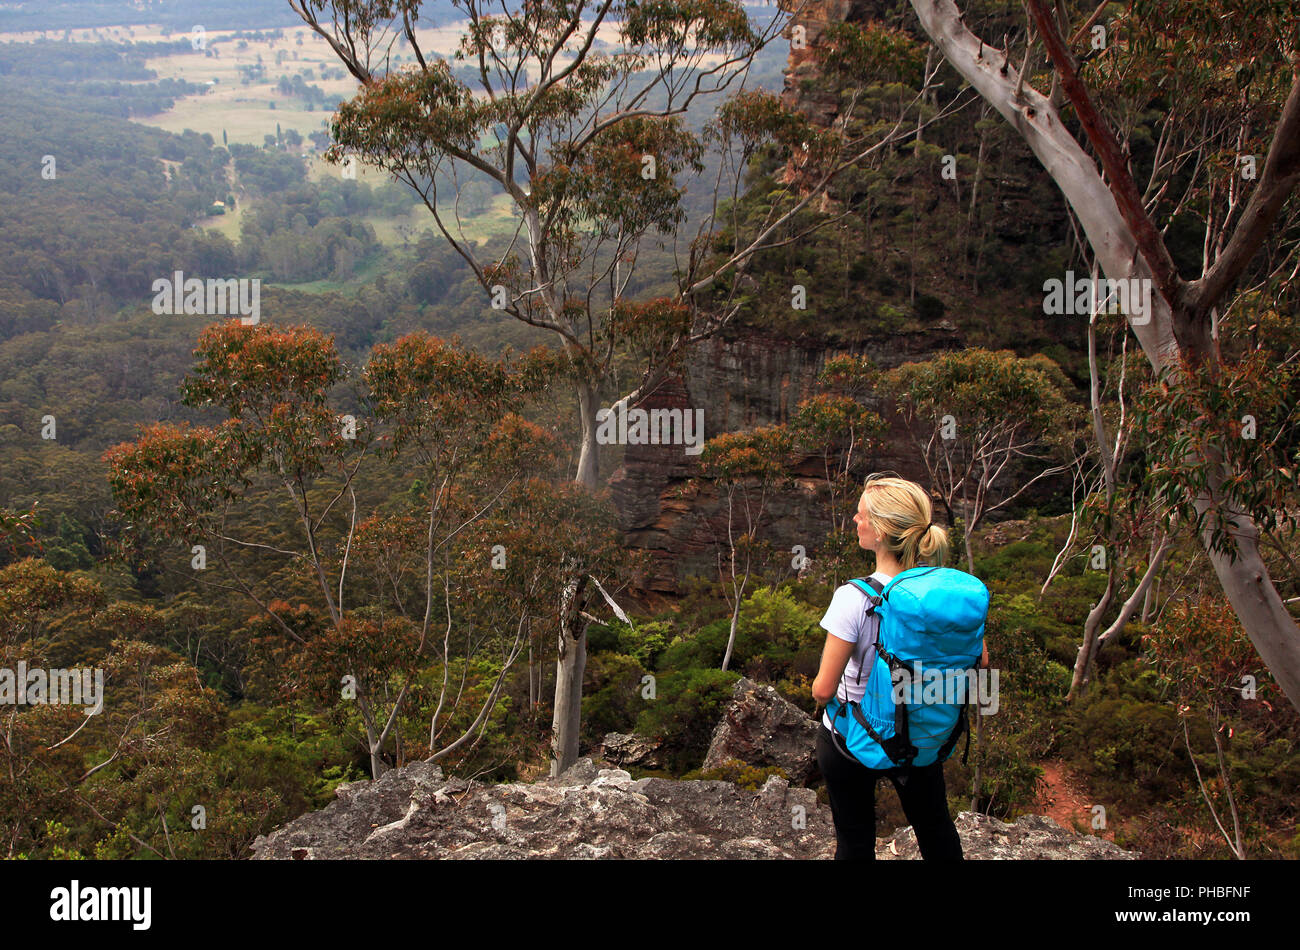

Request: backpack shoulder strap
left=844, top=577, right=886, bottom=686
left=847, top=576, right=885, bottom=607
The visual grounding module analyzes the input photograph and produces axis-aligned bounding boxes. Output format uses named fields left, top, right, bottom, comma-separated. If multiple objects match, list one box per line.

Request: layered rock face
left=780, top=0, right=896, bottom=126
left=702, top=677, right=821, bottom=784
left=606, top=1, right=943, bottom=593
left=610, top=325, right=960, bottom=593
left=604, top=1, right=984, bottom=593
left=608, top=0, right=1071, bottom=593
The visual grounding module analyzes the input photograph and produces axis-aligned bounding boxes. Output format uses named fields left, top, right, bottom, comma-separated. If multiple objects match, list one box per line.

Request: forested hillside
left=0, top=0, right=1297, bottom=867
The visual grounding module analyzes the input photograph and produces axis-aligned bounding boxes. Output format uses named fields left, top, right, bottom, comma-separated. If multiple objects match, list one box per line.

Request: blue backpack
left=826, top=565, right=989, bottom=771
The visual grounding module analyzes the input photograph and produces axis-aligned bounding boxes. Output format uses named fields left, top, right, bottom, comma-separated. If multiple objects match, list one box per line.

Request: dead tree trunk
left=550, top=561, right=590, bottom=776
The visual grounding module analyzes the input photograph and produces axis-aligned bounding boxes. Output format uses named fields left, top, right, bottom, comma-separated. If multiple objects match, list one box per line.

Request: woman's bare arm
left=811, top=634, right=855, bottom=705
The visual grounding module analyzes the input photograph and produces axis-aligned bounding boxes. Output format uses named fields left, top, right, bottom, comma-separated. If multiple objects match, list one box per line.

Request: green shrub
left=633, top=668, right=741, bottom=773
left=684, top=758, right=789, bottom=790
left=585, top=621, right=620, bottom=654
left=914, top=293, right=945, bottom=322
left=1061, top=696, right=1189, bottom=807
left=581, top=652, right=647, bottom=747
left=988, top=590, right=1080, bottom=667
left=965, top=730, right=1047, bottom=819
left=735, top=586, right=823, bottom=681
left=618, top=619, right=674, bottom=668
left=656, top=617, right=733, bottom=671
left=774, top=672, right=817, bottom=715
left=588, top=618, right=676, bottom=668
left=658, top=586, right=825, bottom=681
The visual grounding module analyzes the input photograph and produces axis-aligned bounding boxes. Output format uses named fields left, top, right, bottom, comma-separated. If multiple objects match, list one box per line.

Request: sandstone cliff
left=611, top=324, right=963, bottom=593
left=609, top=0, right=1060, bottom=593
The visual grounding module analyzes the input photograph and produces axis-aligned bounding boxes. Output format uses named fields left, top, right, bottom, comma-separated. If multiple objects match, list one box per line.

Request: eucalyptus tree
left=903, top=0, right=1300, bottom=710
left=287, top=0, right=947, bottom=488
left=105, top=324, right=555, bottom=779
left=884, top=347, right=1076, bottom=573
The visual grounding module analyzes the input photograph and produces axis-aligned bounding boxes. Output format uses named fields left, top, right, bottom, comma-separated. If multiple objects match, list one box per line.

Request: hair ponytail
left=860, top=475, right=950, bottom=570
left=915, top=521, right=948, bottom=568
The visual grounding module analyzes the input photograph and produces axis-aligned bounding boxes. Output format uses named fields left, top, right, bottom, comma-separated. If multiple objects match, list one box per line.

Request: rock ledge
left=251, top=757, right=1137, bottom=860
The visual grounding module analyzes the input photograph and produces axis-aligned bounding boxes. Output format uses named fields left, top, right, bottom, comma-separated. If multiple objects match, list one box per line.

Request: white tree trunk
left=1067, top=567, right=1115, bottom=701
left=550, top=565, right=589, bottom=776
left=575, top=381, right=600, bottom=490
left=722, top=601, right=742, bottom=672
left=550, top=631, right=586, bottom=776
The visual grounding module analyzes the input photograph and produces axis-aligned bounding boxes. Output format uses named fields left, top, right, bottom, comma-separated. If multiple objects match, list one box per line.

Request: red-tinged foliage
left=106, top=323, right=361, bottom=542
left=181, top=323, right=351, bottom=482
left=817, top=353, right=880, bottom=396
left=330, top=59, right=486, bottom=172
left=243, top=602, right=333, bottom=703
left=291, top=615, right=423, bottom=710
left=1146, top=595, right=1297, bottom=735
left=0, top=505, right=42, bottom=564
left=103, top=422, right=235, bottom=539
left=700, top=425, right=796, bottom=483
left=182, top=322, right=343, bottom=418
left=477, top=413, right=563, bottom=479
left=366, top=332, right=518, bottom=445
left=0, top=557, right=107, bottom=634
left=610, top=295, right=695, bottom=366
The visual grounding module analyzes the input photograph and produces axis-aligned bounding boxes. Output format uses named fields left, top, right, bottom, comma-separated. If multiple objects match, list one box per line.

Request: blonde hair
left=859, top=474, right=949, bottom=571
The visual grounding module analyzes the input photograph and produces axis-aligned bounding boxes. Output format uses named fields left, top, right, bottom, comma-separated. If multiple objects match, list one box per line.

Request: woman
left=811, top=474, right=980, bottom=860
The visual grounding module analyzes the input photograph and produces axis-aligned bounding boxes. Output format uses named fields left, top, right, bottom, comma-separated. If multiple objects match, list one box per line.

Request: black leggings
left=815, top=723, right=963, bottom=860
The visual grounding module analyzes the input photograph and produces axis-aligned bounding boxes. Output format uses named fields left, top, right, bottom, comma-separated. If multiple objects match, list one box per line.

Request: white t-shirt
left=820, top=572, right=894, bottom=731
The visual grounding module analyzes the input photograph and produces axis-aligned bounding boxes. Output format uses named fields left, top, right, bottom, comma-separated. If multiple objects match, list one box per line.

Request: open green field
left=123, top=21, right=636, bottom=147
left=137, top=26, right=364, bottom=146
left=263, top=247, right=394, bottom=295
left=357, top=193, right=535, bottom=249
left=0, top=19, right=635, bottom=252
left=2, top=17, right=708, bottom=148
left=196, top=201, right=246, bottom=241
